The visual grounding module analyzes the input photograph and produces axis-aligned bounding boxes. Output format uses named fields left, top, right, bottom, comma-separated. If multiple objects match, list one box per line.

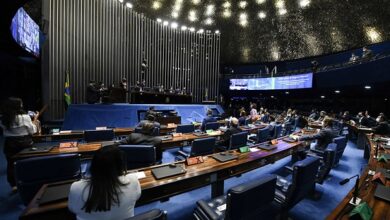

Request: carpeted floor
left=0, top=136, right=366, bottom=220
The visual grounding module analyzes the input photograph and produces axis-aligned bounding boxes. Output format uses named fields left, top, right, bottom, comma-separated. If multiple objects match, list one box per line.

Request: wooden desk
left=326, top=132, right=390, bottom=219
left=20, top=137, right=304, bottom=220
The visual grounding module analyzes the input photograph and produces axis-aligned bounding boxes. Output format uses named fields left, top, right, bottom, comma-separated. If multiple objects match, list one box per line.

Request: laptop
left=212, top=152, right=238, bottom=162
left=374, top=184, right=390, bottom=202
left=258, top=143, right=277, bottom=151
left=39, top=183, right=72, bottom=205
left=19, top=143, right=57, bottom=154
left=282, top=137, right=296, bottom=143
left=151, top=164, right=186, bottom=180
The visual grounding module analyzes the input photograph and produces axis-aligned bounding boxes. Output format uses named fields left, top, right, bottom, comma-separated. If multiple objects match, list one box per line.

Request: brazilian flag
left=64, top=72, right=71, bottom=108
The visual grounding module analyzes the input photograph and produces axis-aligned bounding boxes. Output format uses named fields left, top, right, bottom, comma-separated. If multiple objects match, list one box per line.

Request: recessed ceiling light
left=278, top=8, right=287, bottom=15
left=118, top=0, right=124, bottom=3
left=239, top=1, right=248, bottom=9
left=163, top=21, right=169, bottom=26
left=152, top=1, right=162, bottom=10
left=156, top=18, right=162, bottom=23
left=189, top=27, right=195, bottom=32
left=125, top=2, right=133, bottom=8
left=256, top=0, right=266, bottom=4
left=321, top=95, right=325, bottom=99
left=335, top=90, right=340, bottom=94
left=364, top=85, right=371, bottom=89
left=285, top=91, right=289, bottom=94
left=222, top=9, right=232, bottom=18
left=171, top=22, right=178, bottom=29
left=299, top=0, right=311, bottom=8
left=271, top=95, right=274, bottom=98
left=215, top=30, right=220, bottom=34
left=181, top=26, right=187, bottom=30
left=222, top=1, right=231, bottom=8
left=197, top=29, right=204, bottom=34
left=258, top=11, right=267, bottom=19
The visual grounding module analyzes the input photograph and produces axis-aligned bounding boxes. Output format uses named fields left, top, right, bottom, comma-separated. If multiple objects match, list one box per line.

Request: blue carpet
left=0, top=136, right=365, bottom=220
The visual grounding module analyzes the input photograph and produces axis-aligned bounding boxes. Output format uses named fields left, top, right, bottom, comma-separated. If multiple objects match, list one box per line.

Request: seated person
left=349, top=53, right=359, bottom=63
left=137, top=114, right=160, bottom=130
left=362, top=46, right=373, bottom=59
left=219, top=118, right=242, bottom=147
left=86, top=80, right=100, bottom=104
left=360, top=110, right=376, bottom=127
left=308, top=109, right=319, bottom=121
left=201, top=109, right=217, bottom=131
left=120, top=122, right=163, bottom=161
left=145, top=106, right=157, bottom=119
left=317, top=111, right=327, bottom=122
left=68, top=145, right=141, bottom=220
left=249, top=103, right=259, bottom=122
left=295, top=117, right=338, bottom=151
left=372, top=115, right=390, bottom=135
left=238, top=110, right=248, bottom=126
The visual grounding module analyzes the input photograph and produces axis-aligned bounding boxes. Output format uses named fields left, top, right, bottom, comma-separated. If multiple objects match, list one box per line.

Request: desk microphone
left=339, top=174, right=360, bottom=205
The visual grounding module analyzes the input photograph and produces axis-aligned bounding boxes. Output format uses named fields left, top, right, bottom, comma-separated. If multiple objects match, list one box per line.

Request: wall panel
left=43, top=0, right=220, bottom=119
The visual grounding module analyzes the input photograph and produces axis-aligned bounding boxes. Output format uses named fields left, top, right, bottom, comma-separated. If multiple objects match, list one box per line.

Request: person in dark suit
left=145, top=106, right=157, bottom=119
left=238, top=110, right=248, bottom=126
left=372, top=115, right=390, bottom=135
left=136, top=114, right=160, bottom=134
left=360, top=111, right=376, bottom=127
left=86, top=80, right=100, bottom=104
left=201, top=109, right=217, bottom=131
left=219, top=118, right=242, bottom=147
left=296, top=117, right=338, bottom=151
left=120, top=122, right=163, bottom=161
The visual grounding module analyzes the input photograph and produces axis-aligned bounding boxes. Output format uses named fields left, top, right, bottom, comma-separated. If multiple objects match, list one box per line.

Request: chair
left=194, top=174, right=278, bottom=220
left=315, top=144, right=336, bottom=184
left=229, top=131, right=248, bottom=150
left=205, top=122, right=220, bottom=131
left=255, top=127, right=270, bottom=143
left=274, top=157, right=320, bottom=215
left=271, top=124, right=282, bottom=139
left=14, top=154, right=81, bottom=205
left=176, top=124, right=195, bottom=133
left=127, top=209, right=167, bottom=220
left=119, top=145, right=157, bottom=170
left=178, top=137, right=216, bottom=159
left=332, top=136, right=347, bottom=167
left=84, top=129, right=115, bottom=142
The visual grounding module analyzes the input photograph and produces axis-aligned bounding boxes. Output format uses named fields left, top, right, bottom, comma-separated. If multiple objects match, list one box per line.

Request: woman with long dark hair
left=0, top=97, right=39, bottom=187
left=68, top=145, right=141, bottom=220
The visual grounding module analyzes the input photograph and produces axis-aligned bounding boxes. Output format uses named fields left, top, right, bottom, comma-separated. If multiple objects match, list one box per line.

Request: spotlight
left=189, top=27, right=195, bottom=32
left=239, top=1, right=248, bottom=9
left=271, top=95, right=274, bottom=98
left=222, top=9, right=232, bottom=18
left=205, top=4, right=215, bottom=16
left=278, top=8, right=287, bottom=15
left=335, top=90, right=340, bottom=94
left=118, top=0, right=124, bottom=3
left=197, top=29, right=204, bottom=34
left=163, top=21, right=169, bottom=26
left=364, top=85, right=371, bottom=90
left=285, top=91, right=289, bottom=94
left=188, top=10, right=198, bottom=22
left=181, top=26, right=187, bottom=30
left=156, top=18, right=162, bottom=23
left=258, top=11, right=266, bottom=19
left=256, top=0, right=266, bottom=4
left=205, top=18, right=213, bottom=25
left=172, top=11, right=179, bottom=18
left=171, top=22, right=178, bottom=29
left=125, top=2, right=133, bottom=8
left=215, top=30, right=220, bottom=34
left=299, top=0, right=311, bottom=8
left=152, top=1, right=162, bottom=10
left=321, top=96, right=325, bottom=99
left=222, top=1, right=231, bottom=8
left=192, top=0, right=200, bottom=5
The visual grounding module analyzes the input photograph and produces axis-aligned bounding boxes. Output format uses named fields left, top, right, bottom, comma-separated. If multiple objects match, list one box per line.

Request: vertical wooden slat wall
left=43, top=0, right=220, bottom=120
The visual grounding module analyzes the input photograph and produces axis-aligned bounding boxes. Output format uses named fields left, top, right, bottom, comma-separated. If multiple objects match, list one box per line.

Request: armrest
left=310, top=148, right=325, bottom=156
left=127, top=209, right=165, bottom=220
left=196, top=200, right=220, bottom=220
left=276, top=175, right=291, bottom=193
left=178, top=150, right=189, bottom=158
left=284, top=166, right=293, bottom=172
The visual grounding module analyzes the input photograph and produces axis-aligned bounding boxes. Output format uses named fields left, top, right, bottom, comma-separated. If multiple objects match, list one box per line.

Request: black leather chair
left=176, top=124, right=195, bottom=133
left=271, top=124, right=282, bottom=139
left=274, top=156, right=320, bottom=216
left=119, top=145, right=157, bottom=170
left=315, top=143, right=336, bottom=184
left=179, top=137, right=217, bottom=158
left=127, top=209, right=167, bottom=220
left=84, top=129, right=115, bottom=142
left=194, top=174, right=278, bottom=220
left=332, top=136, right=347, bottom=167
left=229, top=131, right=248, bottom=150
left=252, top=127, right=270, bottom=143
left=205, top=122, right=220, bottom=131
left=14, top=154, right=81, bottom=205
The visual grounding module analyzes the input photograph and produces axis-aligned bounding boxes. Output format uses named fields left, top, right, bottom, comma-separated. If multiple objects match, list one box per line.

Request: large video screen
left=229, top=73, right=313, bottom=90
left=10, top=8, right=40, bottom=57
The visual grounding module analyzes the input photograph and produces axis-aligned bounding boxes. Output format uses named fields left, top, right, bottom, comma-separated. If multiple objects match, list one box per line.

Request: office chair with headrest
left=314, top=143, right=336, bottom=184
left=250, top=127, right=270, bottom=143
left=119, top=145, right=157, bottom=170
left=176, top=124, right=195, bottom=134
left=194, top=174, right=279, bottom=220
left=332, top=136, right=347, bottom=167
left=84, top=129, right=115, bottom=142
left=178, top=137, right=216, bottom=159
left=127, top=209, right=167, bottom=220
left=274, top=156, right=320, bottom=215
left=14, top=154, right=81, bottom=205
left=229, top=131, right=248, bottom=150
left=205, top=122, right=220, bottom=131
left=272, top=124, right=282, bottom=139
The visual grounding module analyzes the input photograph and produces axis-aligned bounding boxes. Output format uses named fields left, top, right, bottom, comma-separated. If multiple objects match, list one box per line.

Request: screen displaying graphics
left=10, top=8, right=40, bottom=57
left=229, top=73, right=313, bottom=90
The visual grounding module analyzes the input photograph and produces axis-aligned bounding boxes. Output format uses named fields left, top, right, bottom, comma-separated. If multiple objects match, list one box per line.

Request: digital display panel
left=10, top=8, right=40, bottom=57
left=229, top=73, right=313, bottom=90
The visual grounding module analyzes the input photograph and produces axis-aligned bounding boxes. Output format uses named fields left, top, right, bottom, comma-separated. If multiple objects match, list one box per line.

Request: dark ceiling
left=131, top=0, right=390, bottom=64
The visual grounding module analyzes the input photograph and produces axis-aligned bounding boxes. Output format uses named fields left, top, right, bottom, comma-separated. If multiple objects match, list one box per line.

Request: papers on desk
left=136, top=172, right=146, bottom=179
left=217, top=204, right=227, bottom=212
left=249, top=147, right=260, bottom=152
left=96, top=127, right=108, bottom=130
left=59, top=130, right=72, bottom=134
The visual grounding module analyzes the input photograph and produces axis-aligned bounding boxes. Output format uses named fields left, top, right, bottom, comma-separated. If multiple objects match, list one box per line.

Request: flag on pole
left=64, top=72, right=71, bottom=107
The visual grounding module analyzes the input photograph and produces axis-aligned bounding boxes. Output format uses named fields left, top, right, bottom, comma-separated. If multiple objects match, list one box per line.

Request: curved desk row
left=326, top=125, right=390, bottom=219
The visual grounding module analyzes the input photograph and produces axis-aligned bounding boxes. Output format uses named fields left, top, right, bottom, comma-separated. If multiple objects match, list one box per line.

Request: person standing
left=0, top=97, right=39, bottom=187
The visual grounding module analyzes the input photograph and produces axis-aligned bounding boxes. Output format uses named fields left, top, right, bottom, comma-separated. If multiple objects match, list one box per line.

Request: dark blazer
left=136, top=120, right=161, bottom=129
left=238, top=116, right=247, bottom=126
left=372, top=122, right=390, bottom=135
left=299, top=127, right=338, bottom=151
left=220, top=126, right=242, bottom=147
left=120, top=133, right=163, bottom=160
left=360, top=117, right=376, bottom=127
left=86, top=85, right=100, bottom=104
left=201, top=116, right=217, bottom=131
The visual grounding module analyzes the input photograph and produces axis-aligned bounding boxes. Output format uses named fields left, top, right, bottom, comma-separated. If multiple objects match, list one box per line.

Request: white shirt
left=0, top=114, right=37, bottom=137
left=68, top=173, right=141, bottom=220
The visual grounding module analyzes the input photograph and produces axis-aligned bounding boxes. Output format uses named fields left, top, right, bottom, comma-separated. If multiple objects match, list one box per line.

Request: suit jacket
left=201, top=116, right=217, bottom=131
left=372, top=122, right=390, bottom=135
left=86, top=85, right=100, bottom=104
left=120, top=133, right=163, bottom=160
left=299, top=127, right=338, bottom=151
left=238, top=117, right=247, bottom=126
left=220, top=126, right=242, bottom=147
left=136, top=120, right=161, bottom=129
